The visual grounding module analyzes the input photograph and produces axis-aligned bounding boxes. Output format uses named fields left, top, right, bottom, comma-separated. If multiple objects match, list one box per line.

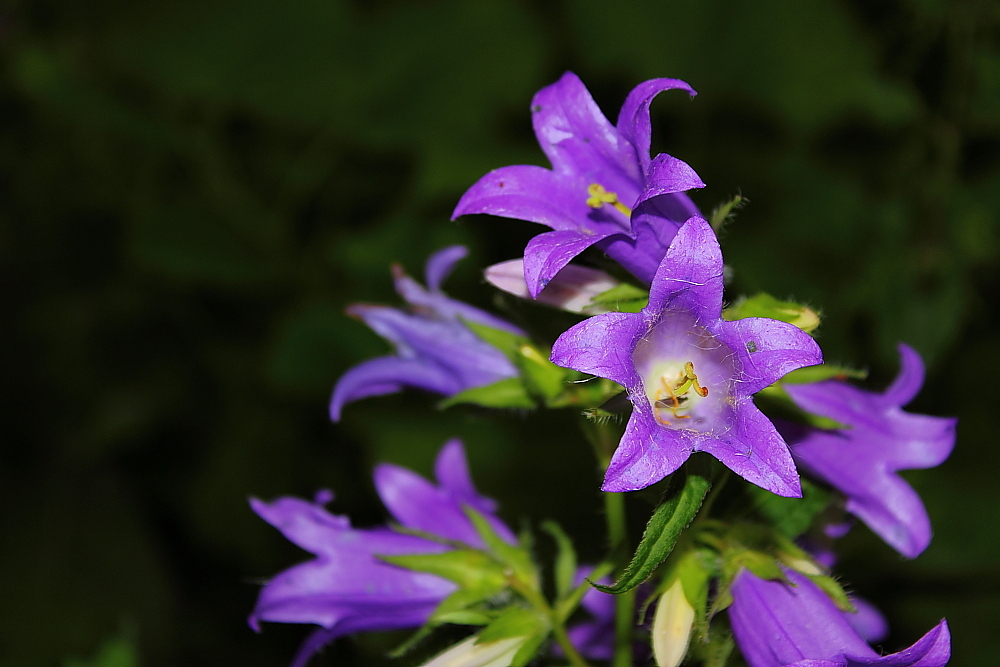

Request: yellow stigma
left=586, top=183, right=632, bottom=216
left=654, top=361, right=709, bottom=426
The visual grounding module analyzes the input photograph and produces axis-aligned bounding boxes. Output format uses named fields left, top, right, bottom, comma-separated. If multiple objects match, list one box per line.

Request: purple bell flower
left=729, top=568, right=950, bottom=667
left=249, top=439, right=515, bottom=667
left=781, top=344, right=957, bottom=558
left=330, top=246, right=524, bottom=421
left=453, top=71, right=705, bottom=295
left=551, top=216, right=822, bottom=496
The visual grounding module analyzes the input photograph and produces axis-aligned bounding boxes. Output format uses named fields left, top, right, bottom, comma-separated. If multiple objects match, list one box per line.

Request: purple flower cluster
left=250, top=70, right=958, bottom=667
left=330, top=246, right=523, bottom=420
left=781, top=344, right=957, bottom=557
left=454, top=72, right=704, bottom=294
left=249, top=439, right=514, bottom=667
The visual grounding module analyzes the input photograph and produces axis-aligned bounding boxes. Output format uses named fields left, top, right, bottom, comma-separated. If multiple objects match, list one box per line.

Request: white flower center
left=632, top=311, right=737, bottom=434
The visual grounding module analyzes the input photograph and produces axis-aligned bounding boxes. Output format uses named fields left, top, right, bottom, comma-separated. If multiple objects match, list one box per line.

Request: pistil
left=586, top=183, right=632, bottom=217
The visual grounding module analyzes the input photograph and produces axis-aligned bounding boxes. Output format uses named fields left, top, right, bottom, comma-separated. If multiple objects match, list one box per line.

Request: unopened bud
left=485, top=259, right=619, bottom=314
left=419, top=635, right=524, bottom=667
left=652, top=580, right=695, bottom=667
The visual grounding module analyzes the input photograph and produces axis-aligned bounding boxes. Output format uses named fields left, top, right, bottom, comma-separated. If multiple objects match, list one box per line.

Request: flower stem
left=552, top=622, right=594, bottom=667
left=604, top=489, right=635, bottom=667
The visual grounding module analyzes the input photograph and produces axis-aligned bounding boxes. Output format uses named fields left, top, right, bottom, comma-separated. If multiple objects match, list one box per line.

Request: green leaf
left=463, top=507, right=538, bottom=588
left=380, top=550, right=508, bottom=591
left=747, top=478, right=831, bottom=539
left=723, top=292, right=820, bottom=333
left=541, top=521, right=578, bottom=601
left=594, top=467, right=711, bottom=595
left=589, top=283, right=649, bottom=313
left=439, top=377, right=537, bottom=409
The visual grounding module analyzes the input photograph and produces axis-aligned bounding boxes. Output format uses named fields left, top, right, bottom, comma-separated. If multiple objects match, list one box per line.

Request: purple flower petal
left=523, top=228, right=620, bottom=297
left=602, top=409, right=694, bottom=492
left=701, top=405, right=802, bottom=497
left=329, top=356, right=462, bottom=421
left=730, top=569, right=950, bottom=667
left=453, top=164, right=610, bottom=232
left=597, top=193, right=699, bottom=283
left=424, top=245, right=468, bottom=292
left=531, top=71, right=642, bottom=200
left=637, top=154, right=706, bottom=207
left=784, top=345, right=956, bottom=557
left=845, top=597, right=889, bottom=644
left=375, top=442, right=516, bottom=547
left=646, top=216, right=724, bottom=321
left=718, top=318, right=823, bottom=395
left=550, top=311, right=646, bottom=387
left=616, top=77, right=697, bottom=174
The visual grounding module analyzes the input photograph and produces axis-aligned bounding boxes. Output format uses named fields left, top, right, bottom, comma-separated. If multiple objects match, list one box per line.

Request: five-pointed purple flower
left=330, top=245, right=523, bottom=420
left=729, top=568, right=950, bottom=667
left=453, top=71, right=705, bottom=295
left=249, top=439, right=515, bottom=667
left=551, top=216, right=822, bottom=496
left=780, top=344, right=957, bottom=558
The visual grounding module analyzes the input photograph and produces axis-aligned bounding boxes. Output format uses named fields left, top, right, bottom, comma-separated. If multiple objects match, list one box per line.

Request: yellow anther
left=585, top=183, right=632, bottom=216
left=653, top=361, right=709, bottom=426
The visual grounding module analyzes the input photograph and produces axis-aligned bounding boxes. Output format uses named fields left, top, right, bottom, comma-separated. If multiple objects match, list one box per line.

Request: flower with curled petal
left=330, top=245, right=523, bottom=420
left=248, top=439, right=515, bottom=667
left=729, top=568, right=950, bottom=667
left=453, top=71, right=704, bottom=295
left=551, top=216, right=822, bottom=496
left=779, top=344, right=957, bottom=558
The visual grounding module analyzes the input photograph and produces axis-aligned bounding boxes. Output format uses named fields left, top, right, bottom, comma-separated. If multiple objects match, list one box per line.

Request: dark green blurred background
left=3, top=0, right=999, bottom=664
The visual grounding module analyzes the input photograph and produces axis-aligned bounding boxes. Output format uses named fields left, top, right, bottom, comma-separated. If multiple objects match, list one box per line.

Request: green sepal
left=379, top=549, right=508, bottom=591
left=594, top=466, right=711, bottom=595
left=714, top=550, right=786, bottom=614
left=698, top=629, right=736, bottom=667
left=439, top=377, right=537, bottom=409
left=780, top=364, right=867, bottom=384
left=463, top=506, right=539, bottom=589
left=588, top=283, right=649, bottom=313
left=476, top=606, right=551, bottom=667
left=461, top=320, right=572, bottom=405
left=477, top=606, right=550, bottom=644
left=541, top=520, right=577, bottom=601
left=672, top=548, right=717, bottom=641
left=747, top=478, right=831, bottom=539
left=723, top=292, right=820, bottom=333
left=709, top=193, right=745, bottom=231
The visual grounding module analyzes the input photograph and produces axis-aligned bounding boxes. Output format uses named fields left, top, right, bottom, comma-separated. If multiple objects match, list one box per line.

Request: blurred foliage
left=1, top=0, right=998, bottom=665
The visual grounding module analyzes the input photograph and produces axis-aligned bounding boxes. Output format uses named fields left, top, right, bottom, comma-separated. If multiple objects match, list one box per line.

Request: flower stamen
left=653, top=361, right=709, bottom=426
left=586, top=183, right=632, bottom=217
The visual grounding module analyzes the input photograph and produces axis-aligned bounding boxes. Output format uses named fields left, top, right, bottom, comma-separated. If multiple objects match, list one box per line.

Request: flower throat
left=654, top=361, right=709, bottom=426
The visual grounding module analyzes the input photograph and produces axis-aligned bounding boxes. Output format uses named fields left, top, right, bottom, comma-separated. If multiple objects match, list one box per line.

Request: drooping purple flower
left=551, top=216, right=822, bottom=496
left=453, top=71, right=705, bottom=295
left=249, top=439, right=515, bottom=667
left=729, top=568, right=950, bottom=667
left=780, top=344, right=957, bottom=558
left=330, top=246, right=524, bottom=420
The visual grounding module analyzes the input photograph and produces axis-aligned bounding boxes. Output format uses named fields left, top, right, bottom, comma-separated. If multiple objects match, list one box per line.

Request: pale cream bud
left=485, top=259, right=619, bottom=314
left=652, top=580, right=695, bottom=667
left=418, top=635, right=524, bottom=667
